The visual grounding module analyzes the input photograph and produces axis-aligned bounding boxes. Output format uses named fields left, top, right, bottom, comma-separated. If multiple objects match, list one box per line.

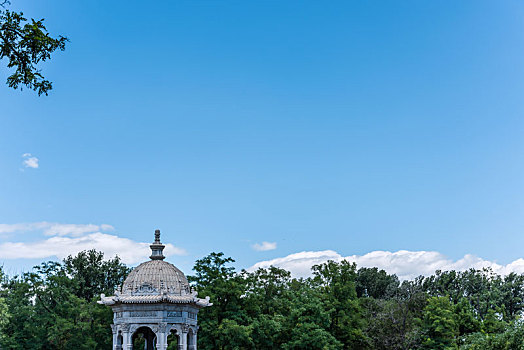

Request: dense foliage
left=2, top=251, right=524, bottom=349
left=0, top=1, right=67, bottom=95
left=0, top=250, right=129, bottom=349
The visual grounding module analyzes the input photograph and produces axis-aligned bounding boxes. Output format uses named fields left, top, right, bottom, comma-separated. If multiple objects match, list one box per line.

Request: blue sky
left=2, top=0, right=524, bottom=278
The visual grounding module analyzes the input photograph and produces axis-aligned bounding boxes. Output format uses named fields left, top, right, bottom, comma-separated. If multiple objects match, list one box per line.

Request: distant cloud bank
left=22, top=153, right=39, bottom=168
left=0, top=222, right=186, bottom=264
left=4, top=222, right=524, bottom=279
left=249, top=250, right=524, bottom=280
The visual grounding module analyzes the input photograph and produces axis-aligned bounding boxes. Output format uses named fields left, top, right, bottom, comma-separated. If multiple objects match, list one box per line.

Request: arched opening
left=166, top=329, right=179, bottom=350
left=132, top=326, right=156, bottom=350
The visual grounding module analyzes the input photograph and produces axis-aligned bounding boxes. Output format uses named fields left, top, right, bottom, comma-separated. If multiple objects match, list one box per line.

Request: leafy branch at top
left=0, top=6, right=67, bottom=95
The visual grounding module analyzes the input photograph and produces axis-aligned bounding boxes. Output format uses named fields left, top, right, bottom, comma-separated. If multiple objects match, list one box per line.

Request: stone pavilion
left=99, top=230, right=212, bottom=350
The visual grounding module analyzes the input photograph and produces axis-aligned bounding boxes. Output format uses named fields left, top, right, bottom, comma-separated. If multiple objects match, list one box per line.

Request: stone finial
left=150, top=229, right=165, bottom=260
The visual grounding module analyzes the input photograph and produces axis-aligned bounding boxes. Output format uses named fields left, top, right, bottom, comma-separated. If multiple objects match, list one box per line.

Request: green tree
left=0, top=267, right=9, bottom=345
left=420, top=296, right=458, bottom=350
left=424, top=270, right=463, bottom=302
left=454, top=298, right=481, bottom=342
left=362, top=297, right=423, bottom=350
left=250, top=314, right=285, bottom=349
left=0, top=262, right=96, bottom=349
left=282, top=281, right=343, bottom=350
left=242, top=267, right=293, bottom=348
left=0, top=252, right=128, bottom=350
left=482, top=308, right=507, bottom=335
left=63, top=249, right=130, bottom=301
left=0, top=296, right=8, bottom=342
left=460, top=269, right=500, bottom=321
left=188, top=252, right=249, bottom=350
left=243, top=266, right=293, bottom=316
left=361, top=276, right=427, bottom=350
left=356, top=267, right=399, bottom=299
left=499, top=273, right=524, bottom=321
left=282, top=322, right=343, bottom=350
left=0, top=1, right=67, bottom=95
left=462, top=321, right=524, bottom=350
left=312, top=260, right=368, bottom=349
left=215, top=319, right=254, bottom=350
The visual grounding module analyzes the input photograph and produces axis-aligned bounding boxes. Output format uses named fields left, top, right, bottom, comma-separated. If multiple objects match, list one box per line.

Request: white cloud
left=43, top=223, right=102, bottom=237
left=0, top=222, right=113, bottom=237
left=22, top=153, right=39, bottom=168
left=252, top=241, right=277, bottom=251
left=0, top=222, right=49, bottom=234
left=250, top=250, right=341, bottom=277
left=0, top=223, right=186, bottom=264
left=249, top=250, right=524, bottom=280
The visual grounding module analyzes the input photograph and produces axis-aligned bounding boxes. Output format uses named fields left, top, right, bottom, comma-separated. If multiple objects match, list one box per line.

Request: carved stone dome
left=121, top=230, right=190, bottom=296
left=122, top=259, right=190, bottom=295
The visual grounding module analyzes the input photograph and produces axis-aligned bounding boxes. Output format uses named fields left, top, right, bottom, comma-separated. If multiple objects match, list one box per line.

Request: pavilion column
left=156, top=323, right=168, bottom=350
left=121, top=326, right=132, bottom=350
left=155, top=332, right=167, bottom=350
left=178, top=326, right=188, bottom=350
left=111, top=325, right=118, bottom=350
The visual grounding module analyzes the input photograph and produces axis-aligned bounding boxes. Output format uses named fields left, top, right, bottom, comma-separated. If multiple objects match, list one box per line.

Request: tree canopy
left=0, top=1, right=67, bottom=95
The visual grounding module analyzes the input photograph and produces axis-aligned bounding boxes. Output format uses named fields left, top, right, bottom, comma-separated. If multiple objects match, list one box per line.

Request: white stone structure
left=99, top=230, right=212, bottom=350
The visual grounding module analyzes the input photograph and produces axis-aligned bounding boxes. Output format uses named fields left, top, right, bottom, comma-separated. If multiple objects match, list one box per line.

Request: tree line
left=1, top=250, right=524, bottom=349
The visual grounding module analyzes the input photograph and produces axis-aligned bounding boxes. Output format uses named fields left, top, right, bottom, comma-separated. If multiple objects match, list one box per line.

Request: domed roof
left=122, top=259, right=190, bottom=295
left=121, top=230, right=190, bottom=296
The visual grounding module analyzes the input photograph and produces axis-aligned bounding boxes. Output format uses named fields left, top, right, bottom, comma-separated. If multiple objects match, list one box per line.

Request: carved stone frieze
left=158, top=323, right=167, bottom=333
left=129, top=311, right=157, bottom=317
left=167, top=311, right=182, bottom=317
left=129, top=324, right=140, bottom=334
left=182, top=324, right=190, bottom=333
